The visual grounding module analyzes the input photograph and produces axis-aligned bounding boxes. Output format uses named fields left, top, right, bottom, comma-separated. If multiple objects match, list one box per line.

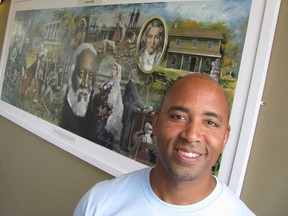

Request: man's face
left=72, top=49, right=96, bottom=100
left=68, top=49, right=96, bottom=116
left=152, top=75, right=230, bottom=182
left=145, top=26, right=162, bottom=55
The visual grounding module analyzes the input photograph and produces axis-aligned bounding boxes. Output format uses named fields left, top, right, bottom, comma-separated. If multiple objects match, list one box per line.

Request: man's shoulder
left=155, top=51, right=162, bottom=61
left=90, top=167, right=150, bottom=193
left=217, top=180, right=243, bottom=203
left=215, top=179, right=255, bottom=215
left=74, top=168, right=151, bottom=215
left=126, top=79, right=136, bottom=88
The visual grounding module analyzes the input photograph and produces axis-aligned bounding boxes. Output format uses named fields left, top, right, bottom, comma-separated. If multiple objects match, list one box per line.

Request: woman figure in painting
left=90, top=63, right=123, bottom=149
left=104, top=63, right=123, bottom=142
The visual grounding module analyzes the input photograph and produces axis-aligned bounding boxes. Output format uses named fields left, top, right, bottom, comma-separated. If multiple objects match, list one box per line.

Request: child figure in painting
left=133, top=122, right=157, bottom=164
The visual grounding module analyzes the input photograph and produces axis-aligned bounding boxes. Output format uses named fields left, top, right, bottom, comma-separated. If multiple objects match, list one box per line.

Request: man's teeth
left=178, top=150, right=200, bottom=158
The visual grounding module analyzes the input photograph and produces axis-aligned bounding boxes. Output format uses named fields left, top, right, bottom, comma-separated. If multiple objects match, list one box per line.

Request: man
left=138, top=19, right=164, bottom=72
left=74, top=73, right=255, bottom=215
left=120, top=69, right=146, bottom=152
left=127, top=9, right=135, bottom=29
left=133, top=9, right=141, bottom=29
left=44, top=68, right=59, bottom=104
left=19, top=38, right=29, bottom=78
left=61, top=43, right=97, bottom=137
left=20, top=43, right=47, bottom=103
left=33, top=43, right=47, bottom=103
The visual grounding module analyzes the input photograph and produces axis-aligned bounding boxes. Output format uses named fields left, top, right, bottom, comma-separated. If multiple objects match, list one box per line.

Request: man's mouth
left=78, top=92, right=88, bottom=101
left=148, top=46, right=155, bottom=53
left=177, top=149, right=201, bottom=158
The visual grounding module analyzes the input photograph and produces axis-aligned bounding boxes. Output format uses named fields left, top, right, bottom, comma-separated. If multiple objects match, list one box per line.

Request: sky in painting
left=83, top=0, right=252, bottom=29
left=14, top=0, right=252, bottom=32
left=13, top=0, right=252, bottom=46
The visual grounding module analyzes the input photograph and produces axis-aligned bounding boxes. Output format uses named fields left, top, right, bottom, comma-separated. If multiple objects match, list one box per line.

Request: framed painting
left=0, top=0, right=281, bottom=196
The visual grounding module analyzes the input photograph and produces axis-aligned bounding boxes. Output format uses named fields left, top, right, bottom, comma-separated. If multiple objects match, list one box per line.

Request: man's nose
left=180, top=123, right=202, bottom=143
left=81, top=74, right=89, bottom=88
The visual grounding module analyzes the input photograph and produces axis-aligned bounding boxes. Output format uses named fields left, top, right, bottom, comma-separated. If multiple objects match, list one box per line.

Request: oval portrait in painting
left=137, top=16, right=168, bottom=74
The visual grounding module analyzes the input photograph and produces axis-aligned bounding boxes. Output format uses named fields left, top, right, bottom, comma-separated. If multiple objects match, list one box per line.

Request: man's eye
left=171, top=114, right=186, bottom=121
left=206, top=120, right=219, bottom=127
left=78, top=70, right=85, bottom=78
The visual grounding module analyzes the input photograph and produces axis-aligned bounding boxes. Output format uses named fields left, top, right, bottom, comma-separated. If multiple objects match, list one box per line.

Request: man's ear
left=152, top=110, right=160, bottom=136
left=222, top=124, right=231, bottom=152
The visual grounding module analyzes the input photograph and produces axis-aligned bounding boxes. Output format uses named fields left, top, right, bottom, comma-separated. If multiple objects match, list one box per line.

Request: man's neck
left=150, top=164, right=216, bottom=205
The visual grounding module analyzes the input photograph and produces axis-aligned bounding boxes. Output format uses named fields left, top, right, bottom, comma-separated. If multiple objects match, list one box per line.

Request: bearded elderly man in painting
left=61, top=43, right=97, bottom=138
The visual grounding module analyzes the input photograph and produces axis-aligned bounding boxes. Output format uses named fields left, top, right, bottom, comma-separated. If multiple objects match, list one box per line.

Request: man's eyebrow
left=168, top=106, right=189, bottom=113
left=203, top=111, right=223, bottom=123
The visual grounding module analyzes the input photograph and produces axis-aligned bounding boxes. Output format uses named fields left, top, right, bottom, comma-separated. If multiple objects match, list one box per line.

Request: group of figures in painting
left=2, top=7, right=165, bottom=164
left=61, top=43, right=151, bottom=154
left=1, top=1, right=231, bottom=165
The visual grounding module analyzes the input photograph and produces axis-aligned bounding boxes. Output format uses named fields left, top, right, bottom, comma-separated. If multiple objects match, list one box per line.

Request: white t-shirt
left=74, top=168, right=255, bottom=216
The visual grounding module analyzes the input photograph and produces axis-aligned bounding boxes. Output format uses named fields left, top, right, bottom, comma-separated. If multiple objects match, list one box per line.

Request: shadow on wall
left=0, top=0, right=11, bottom=59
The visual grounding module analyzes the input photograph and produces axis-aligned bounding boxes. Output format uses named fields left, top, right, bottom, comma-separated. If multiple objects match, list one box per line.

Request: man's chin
left=71, top=102, right=88, bottom=117
left=67, top=89, right=90, bottom=117
left=147, top=49, right=155, bottom=55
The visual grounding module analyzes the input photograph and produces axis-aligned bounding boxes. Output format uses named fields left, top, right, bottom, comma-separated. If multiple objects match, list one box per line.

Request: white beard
left=67, top=87, right=91, bottom=117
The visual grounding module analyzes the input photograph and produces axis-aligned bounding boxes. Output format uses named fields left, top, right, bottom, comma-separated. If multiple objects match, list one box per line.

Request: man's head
left=143, top=19, right=164, bottom=55
left=152, top=73, right=230, bottom=182
left=67, top=43, right=97, bottom=117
